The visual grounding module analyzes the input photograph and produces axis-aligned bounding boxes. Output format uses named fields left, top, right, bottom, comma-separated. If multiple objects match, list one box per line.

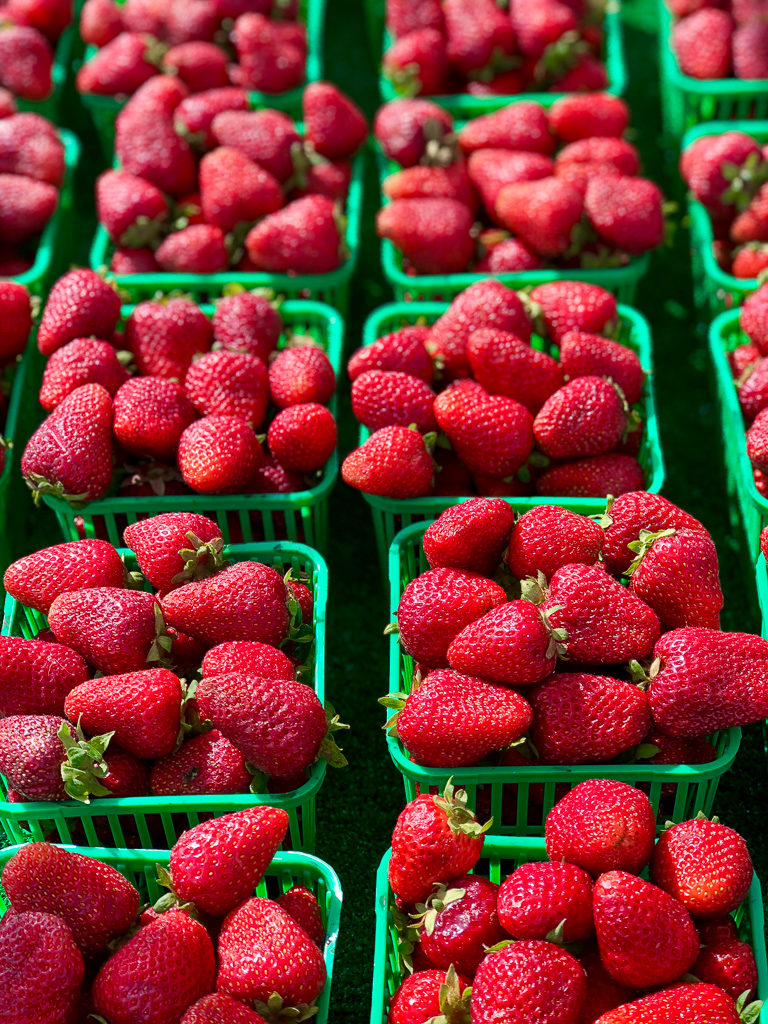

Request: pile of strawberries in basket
left=95, top=76, right=367, bottom=276
left=0, top=808, right=331, bottom=1022
left=375, top=95, right=666, bottom=276
left=17, top=269, right=338, bottom=505
left=383, top=494, right=768, bottom=777
left=78, top=0, right=313, bottom=98
left=342, top=278, right=650, bottom=500
left=0, top=0, right=72, bottom=100
left=385, top=779, right=762, bottom=1023
left=0, top=512, right=345, bottom=814
left=666, top=0, right=768, bottom=81
left=382, top=0, right=613, bottom=98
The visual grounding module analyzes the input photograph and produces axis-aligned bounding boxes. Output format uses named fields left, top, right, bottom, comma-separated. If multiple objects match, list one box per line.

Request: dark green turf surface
left=5, top=1, right=768, bottom=1019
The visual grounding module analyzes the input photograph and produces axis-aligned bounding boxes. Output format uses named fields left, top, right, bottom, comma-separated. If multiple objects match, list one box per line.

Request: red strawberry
left=682, top=130, right=764, bottom=216
left=0, top=714, right=76, bottom=801
left=469, top=149, right=554, bottom=218
left=199, top=147, right=283, bottom=232
left=600, top=491, right=709, bottom=576
left=0, top=87, right=14, bottom=117
left=458, top=103, right=555, bottom=156
left=0, top=25, right=53, bottom=100
left=268, top=345, right=335, bottom=409
left=174, top=86, right=249, bottom=150
left=231, top=13, right=306, bottom=94
left=0, top=172, right=57, bottom=244
left=510, top=0, right=578, bottom=55
left=443, top=0, right=516, bottom=76
left=435, top=383, right=535, bottom=477
left=99, top=745, right=150, bottom=797
left=496, top=177, right=583, bottom=256
left=0, top=280, right=30, bottom=364
left=113, top=376, right=198, bottom=461
left=150, top=729, right=251, bottom=796
left=579, top=943, right=634, bottom=1024
left=211, top=292, right=282, bottom=363
left=117, top=113, right=197, bottom=200
left=155, top=223, right=230, bottom=273
left=277, top=886, right=325, bottom=948
left=93, top=911, right=216, bottom=1024
left=125, top=299, right=212, bottom=380
left=729, top=341, right=762, bottom=377
left=96, top=169, right=168, bottom=247
left=246, top=195, right=345, bottom=274
left=80, top=0, right=124, bottom=47
left=2, top=843, right=139, bottom=958
left=415, top=876, right=505, bottom=975
left=489, top=237, right=544, bottom=272
left=388, top=967, right=471, bottom=1024
left=374, top=97, right=454, bottom=167
left=447, top=600, right=558, bottom=686
left=423, top=497, right=515, bottom=575
left=39, top=338, right=129, bottom=412
left=536, top=453, right=646, bottom=497
left=733, top=21, right=768, bottom=79
left=75, top=31, right=158, bottom=95
left=161, top=560, right=293, bottom=647
left=3, top=538, right=126, bottom=614
left=648, top=627, right=768, bottom=736
left=593, top=871, right=699, bottom=988
left=507, top=505, right=602, bottom=582
left=124, top=512, right=223, bottom=592
left=692, top=939, right=757, bottom=1001
left=111, top=246, right=160, bottom=274
left=22, top=383, right=114, bottom=504
left=211, top=108, right=300, bottom=181
left=673, top=8, right=733, bottom=79
left=377, top=197, right=475, bottom=274
left=389, top=782, right=488, bottom=904
left=467, top=328, right=564, bottom=414
left=348, top=326, right=432, bottom=383
left=698, top=916, right=739, bottom=945
left=651, top=818, right=753, bottom=919
left=0, top=635, right=88, bottom=716
left=383, top=27, right=449, bottom=97
left=529, top=281, right=618, bottom=344
left=557, top=137, right=639, bottom=177
left=249, top=456, right=305, bottom=494
left=548, top=92, right=629, bottom=143
left=384, top=667, right=533, bottom=766
left=177, top=415, right=263, bottom=494
left=37, top=269, right=121, bottom=357
left=534, top=377, right=629, bottom=459
left=341, top=425, right=435, bottom=497
left=351, top=369, right=436, bottom=433
left=498, top=861, right=595, bottom=941
left=161, top=41, right=229, bottom=90
left=303, top=80, right=367, bottom=160
left=593, top=982, right=748, bottom=1023
left=560, top=331, right=644, bottom=405
left=169, top=806, right=289, bottom=916
left=267, top=403, right=337, bottom=473
left=0, top=113, right=64, bottom=186
left=0, top=911, right=84, bottom=1024
left=181, top=993, right=268, bottom=1024
left=738, top=358, right=768, bottom=422
left=585, top=175, right=665, bottom=254
left=383, top=162, right=477, bottom=210
left=471, top=940, right=586, bottom=1024
left=185, top=350, right=268, bottom=427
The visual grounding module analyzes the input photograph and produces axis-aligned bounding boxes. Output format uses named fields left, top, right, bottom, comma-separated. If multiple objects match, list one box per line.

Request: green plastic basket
left=384, top=519, right=741, bottom=834
left=377, top=140, right=650, bottom=303
left=0, top=843, right=342, bottom=1024
left=658, top=0, right=768, bottom=137
left=78, top=0, right=327, bottom=155
left=10, top=128, right=80, bottom=295
left=708, top=308, right=768, bottom=560
left=378, top=5, right=627, bottom=114
left=34, top=299, right=342, bottom=551
left=15, top=24, right=75, bottom=122
left=371, top=836, right=767, bottom=1023
left=89, top=144, right=364, bottom=310
left=0, top=539, right=329, bottom=851
left=682, top=121, right=768, bottom=316
left=357, top=301, right=665, bottom=573
left=0, top=344, right=37, bottom=573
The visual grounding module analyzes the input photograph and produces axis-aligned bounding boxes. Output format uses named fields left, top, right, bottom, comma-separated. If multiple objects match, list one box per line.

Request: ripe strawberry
left=99, top=744, right=150, bottom=797
left=185, top=350, right=269, bottom=427
left=4, top=538, right=126, bottom=614
left=443, top=0, right=516, bottom=76
left=217, top=897, right=325, bottom=1008
left=267, top=346, right=334, bottom=411
left=161, top=40, right=229, bottom=90
left=529, top=281, right=618, bottom=345
left=0, top=714, right=76, bottom=801
left=593, top=871, right=699, bottom=988
left=0, top=910, right=84, bottom=1024
left=435, top=383, right=535, bottom=477
left=458, top=102, right=555, bottom=156
left=276, top=886, right=325, bottom=948
left=548, top=92, right=629, bottom=143
left=124, top=512, right=223, bottom=592
left=117, top=113, right=197, bottom=200
left=469, top=149, right=554, bottom=219
left=170, top=806, right=289, bottom=916
left=472, top=940, right=586, bottom=1024
left=534, top=377, right=629, bottom=459
left=96, top=169, right=168, bottom=248
left=673, top=8, right=733, bottom=79
left=249, top=456, right=305, bottom=494
left=0, top=172, right=58, bottom=244
left=496, top=177, right=583, bottom=256
left=348, top=327, right=433, bottom=383
left=111, top=245, right=159, bottom=273
left=682, top=131, right=764, bottom=216
left=113, top=376, right=197, bottom=461
left=22, top=383, right=114, bottom=504
left=199, top=146, right=284, bottom=232
left=341, top=425, right=435, bottom=497
left=739, top=358, right=768, bottom=422
left=733, top=21, right=768, bottom=79
left=648, top=627, right=768, bottom=736
left=447, top=600, right=558, bottom=686
left=231, top=13, right=307, bottom=93
left=741, top=285, right=768, bottom=353
left=507, top=505, right=602, bottom=582
left=80, top=0, right=123, bottom=47
left=489, top=237, right=545, bottom=272
left=467, top=328, right=564, bottom=414
left=498, top=861, right=594, bottom=941
left=211, top=108, right=299, bottom=182
left=177, top=415, right=263, bottom=494
left=267, top=403, right=337, bottom=473
left=651, top=818, right=753, bottom=919
left=559, top=331, right=644, bottom=405
left=351, top=369, right=436, bottom=433
left=593, top=982, right=749, bottom=1023
left=126, top=299, right=212, bottom=380
left=694, top=939, right=758, bottom=1003
left=377, top=197, right=475, bottom=274
left=585, top=175, right=665, bottom=254
left=2, top=843, right=140, bottom=958
left=374, top=97, right=454, bottom=167
left=383, top=27, right=450, bottom=97
left=212, top=293, right=281, bottom=364
left=389, top=782, right=488, bottom=904
left=0, top=113, right=64, bottom=187
left=161, top=560, right=293, bottom=647
left=93, top=910, right=216, bottom=1024
left=0, top=87, right=14, bottom=117
left=174, top=86, right=248, bottom=150
left=39, top=338, right=129, bottom=412
left=76, top=32, right=158, bottom=95
left=536, top=453, right=645, bottom=497
left=384, top=667, right=533, bottom=766
left=181, top=993, right=268, bottom=1024
left=698, top=916, right=739, bottom=944
left=423, top=497, right=514, bottom=576
left=155, top=223, right=230, bottom=273
left=729, top=341, right=762, bottom=377
left=303, top=81, right=367, bottom=160
left=557, top=137, right=639, bottom=178
left=0, top=25, right=53, bottom=100
left=246, top=195, right=345, bottom=274
left=151, top=729, right=251, bottom=796
left=0, top=280, right=30, bottom=364
left=37, top=269, right=121, bottom=358
left=388, top=967, right=471, bottom=1024
left=601, top=491, right=709, bottom=576
left=383, top=162, right=477, bottom=210
left=0, top=635, right=87, bottom=717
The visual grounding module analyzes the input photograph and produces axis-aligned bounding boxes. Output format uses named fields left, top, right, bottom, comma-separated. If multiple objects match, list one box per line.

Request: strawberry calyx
left=721, top=152, right=768, bottom=213
left=120, top=213, right=169, bottom=250
left=539, top=604, right=568, bottom=660
left=385, top=60, right=427, bottom=99
left=626, top=656, right=659, bottom=690
left=520, top=570, right=549, bottom=606
left=285, top=574, right=314, bottom=646
left=316, top=701, right=349, bottom=768
left=253, top=991, right=319, bottom=1023
left=535, top=30, right=589, bottom=86
left=433, top=778, right=492, bottom=838
left=580, top=246, right=630, bottom=270
left=391, top=903, right=421, bottom=973
left=379, top=690, right=408, bottom=736
left=147, top=601, right=174, bottom=667
left=420, top=118, right=459, bottom=168
left=736, top=990, right=764, bottom=1023
left=171, top=530, right=227, bottom=585
left=598, top=493, right=617, bottom=529
left=152, top=864, right=201, bottom=919
left=58, top=720, right=115, bottom=804
left=23, top=471, right=92, bottom=509
left=424, top=964, right=472, bottom=1024
left=143, top=35, right=168, bottom=69
left=411, top=882, right=467, bottom=935
left=179, top=678, right=213, bottom=740
left=625, top=528, right=676, bottom=576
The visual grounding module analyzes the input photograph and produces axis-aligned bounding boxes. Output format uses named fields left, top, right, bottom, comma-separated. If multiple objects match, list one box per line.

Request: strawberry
left=124, top=512, right=223, bottom=592
left=408, top=875, right=502, bottom=975
left=185, top=350, right=269, bottom=427
left=469, top=149, right=554, bottom=218
left=395, top=567, right=506, bottom=667
left=458, top=103, right=555, bottom=156
left=600, top=491, right=709, bottom=576
left=693, top=938, right=758, bottom=1001
left=211, top=108, right=300, bottom=181
left=498, top=861, right=595, bottom=941
left=37, top=269, right=121, bottom=358
left=351, top=369, right=436, bottom=433
left=447, top=600, right=558, bottom=686
left=169, top=806, right=289, bottom=916
left=303, top=80, right=367, bottom=160
left=507, top=505, right=602, bottom=582
left=534, top=377, right=629, bottom=459
left=733, top=21, right=768, bottom=79
left=560, top=331, right=644, bottom=405
left=177, top=415, right=263, bottom=494
left=557, top=137, right=639, bottom=177
left=383, top=162, right=477, bottom=210
left=126, top=299, right=212, bottom=380
left=388, top=967, right=471, bottom=1024
left=0, top=280, right=30, bottom=364
left=738, top=358, right=768, bottom=422
left=231, top=13, right=307, bottom=94
left=174, top=87, right=249, bottom=150
left=373, top=98, right=454, bottom=167
left=96, top=168, right=168, bottom=247
left=113, top=377, right=198, bottom=461
left=0, top=170, right=58, bottom=245
left=0, top=113, right=64, bottom=186
left=681, top=131, right=764, bottom=217
left=0, top=635, right=87, bottom=717
left=0, top=87, right=14, bottom=117
left=161, top=41, right=229, bottom=90
left=246, top=195, right=345, bottom=274
left=435, top=383, right=535, bottom=477
left=116, top=113, right=197, bottom=200
left=0, top=714, right=76, bottom=801
left=489, top=237, right=545, bottom=271
left=199, top=146, right=284, bottom=232
left=181, top=994, right=268, bottom=1024
left=593, top=871, right=699, bottom=988
left=389, top=782, right=488, bottom=904
left=268, top=345, right=335, bottom=409
left=651, top=818, right=753, bottom=919
left=161, top=560, right=293, bottom=647
left=740, top=283, right=768, bottom=353
left=93, top=910, right=216, bottom=1024
left=274, top=886, right=324, bottom=948
left=111, top=245, right=159, bottom=273
left=0, top=911, right=84, bottom=1024
left=496, top=177, right=583, bottom=256
left=2, top=843, right=140, bottom=958
left=267, top=403, right=337, bottom=472
left=155, top=223, right=230, bottom=273
left=150, top=729, right=251, bottom=795
left=443, top=0, right=516, bottom=77
left=39, top=337, right=129, bottom=412
left=49, top=587, right=165, bottom=675
left=536, top=453, right=646, bottom=497
left=65, top=668, right=182, bottom=759
left=249, top=456, right=305, bottom=494
left=195, top=673, right=329, bottom=779
left=383, top=27, right=449, bottom=96
left=213, top=291, right=282, bottom=362
left=648, top=627, right=768, bottom=736
left=99, top=745, right=150, bottom=797
left=0, top=25, right=53, bottom=100
left=22, top=383, right=114, bottom=504
left=467, top=328, right=564, bottom=414
left=529, top=281, right=618, bottom=344
left=341, top=425, right=435, bottom=498
left=387, top=0, right=445, bottom=38
left=585, top=175, right=665, bottom=254
left=383, top=667, right=533, bottom=766
left=593, top=982, right=749, bottom=1023
left=698, top=917, right=739, bottom=944
left=217, top=897, right=325, bottom=1009
left=548, top=92, right=629, bottom=143
left=377, top=197, right=475, bottom=274
left=4, top=538, right=126, bottom=614
left=471, top=940, right=587, bottom=1024
left=422, top=497, right=515, bottom=575
left=80, top=0, right=123, bottom=47
left=729, top=341, right=762, bottom=377
left=673, top=8, right=733, bottom=79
